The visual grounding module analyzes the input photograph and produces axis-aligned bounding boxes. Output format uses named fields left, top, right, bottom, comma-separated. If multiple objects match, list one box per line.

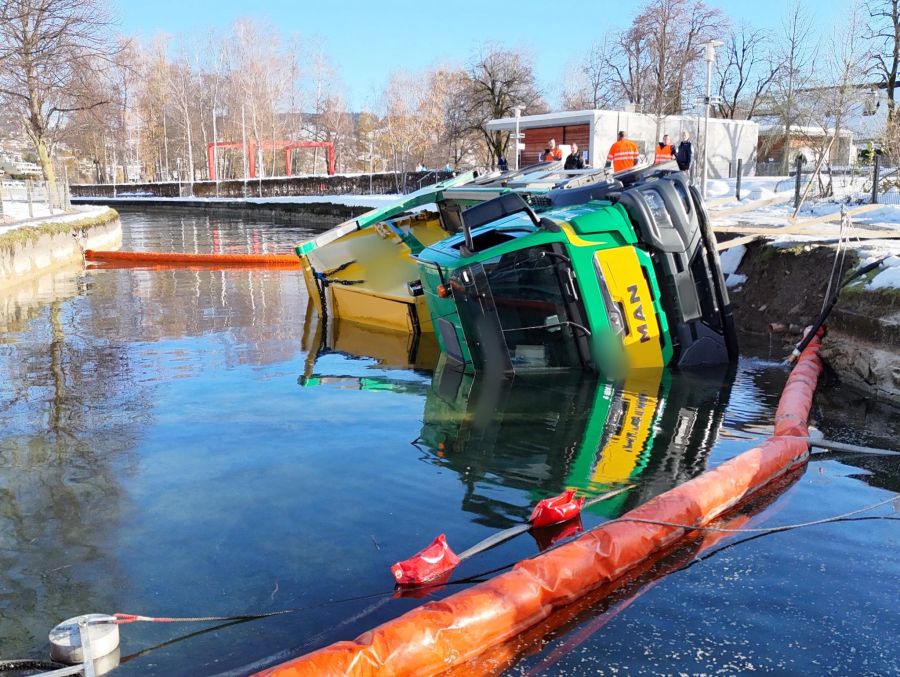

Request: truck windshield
left=452, top=245, right=588, bottom=372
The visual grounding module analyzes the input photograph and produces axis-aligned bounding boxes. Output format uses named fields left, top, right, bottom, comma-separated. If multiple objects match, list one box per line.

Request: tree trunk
left=34, top=133, right=56, bottom=185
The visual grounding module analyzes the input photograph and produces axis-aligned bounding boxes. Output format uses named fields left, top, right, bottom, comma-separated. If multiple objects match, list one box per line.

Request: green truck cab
left=415, top=165, right=737, bottom=377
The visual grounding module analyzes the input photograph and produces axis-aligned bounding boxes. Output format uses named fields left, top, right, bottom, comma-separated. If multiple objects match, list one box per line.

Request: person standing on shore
left=675, top=131, right=693, bottom=172
left=606, top=131, right=640, bottom=173
left=541, top=138, right=563, bottom=162
left=564, top=142, right=585, bottom=170
left=654, top=134, right=674, bottom=164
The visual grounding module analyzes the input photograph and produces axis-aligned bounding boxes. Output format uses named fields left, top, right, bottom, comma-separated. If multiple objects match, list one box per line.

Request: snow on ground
left=708, top=176, right=900, bottom=290
left=81, top=194, right=400, bottom=209
left=719, top=243, right=746, bottom=275
left=0, top=204, right=112, bottom=237
left=1, top=200, right=55, bottom=224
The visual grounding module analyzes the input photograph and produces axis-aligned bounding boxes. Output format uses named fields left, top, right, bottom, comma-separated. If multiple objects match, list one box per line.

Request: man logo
left=626, top=284, right=652, bottom=343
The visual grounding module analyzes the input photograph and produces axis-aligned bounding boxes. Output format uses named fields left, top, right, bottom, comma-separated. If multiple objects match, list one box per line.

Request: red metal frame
left=207, top=140, right=335, bottom=180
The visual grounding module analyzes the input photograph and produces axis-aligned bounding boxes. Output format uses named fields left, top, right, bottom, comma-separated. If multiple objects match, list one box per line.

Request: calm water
left=0, top=210, right=897, bottom=675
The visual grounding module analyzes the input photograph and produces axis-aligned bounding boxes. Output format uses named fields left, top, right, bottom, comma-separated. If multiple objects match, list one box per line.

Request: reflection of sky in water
left=0, top=211, right=895, bottom=675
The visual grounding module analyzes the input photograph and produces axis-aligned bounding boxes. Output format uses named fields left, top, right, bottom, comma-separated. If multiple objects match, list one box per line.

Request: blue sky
left=117, top=0, right=847, bottom=108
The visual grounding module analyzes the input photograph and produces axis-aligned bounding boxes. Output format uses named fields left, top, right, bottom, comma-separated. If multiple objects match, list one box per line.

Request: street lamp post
left=700, top=40, right=724, bottom=199
left=512, top=106, right=522, bottom=171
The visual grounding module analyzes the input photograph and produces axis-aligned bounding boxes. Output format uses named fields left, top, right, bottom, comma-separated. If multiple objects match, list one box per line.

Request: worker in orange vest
left=654, top=134, right=675, bottom=164
left=607, top=131, right=640, bottom=173
left=541, top=138, right=563, bottom=162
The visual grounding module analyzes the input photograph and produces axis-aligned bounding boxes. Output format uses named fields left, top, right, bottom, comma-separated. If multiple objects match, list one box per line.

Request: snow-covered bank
left=0, top=205, right=113, bottom=236
left=0, top=207, right=121, bottom=290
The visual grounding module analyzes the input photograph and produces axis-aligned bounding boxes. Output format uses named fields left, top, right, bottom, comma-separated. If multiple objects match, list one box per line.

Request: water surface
left=0, top=210, right=896, bottom=675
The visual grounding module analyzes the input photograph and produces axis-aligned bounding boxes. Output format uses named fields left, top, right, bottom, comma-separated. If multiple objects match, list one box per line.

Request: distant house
left=485, top=108, right=759, bottom=177
left=755, top=83, right=898, bottom=168
left=757, top=125, right=855, bottom=168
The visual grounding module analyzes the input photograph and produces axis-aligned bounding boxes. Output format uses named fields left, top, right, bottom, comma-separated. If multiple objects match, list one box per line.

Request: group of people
left=535, top=130, right=694, bottom=175
left=539, top=138, right=586, bottom=170
left=607, top=130, right=693, bottom=173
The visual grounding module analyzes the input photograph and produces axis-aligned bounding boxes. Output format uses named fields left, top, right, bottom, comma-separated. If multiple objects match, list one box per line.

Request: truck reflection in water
left=299, top=311, right=736, bottom=529
left=417, top=360, right=735, bottom=528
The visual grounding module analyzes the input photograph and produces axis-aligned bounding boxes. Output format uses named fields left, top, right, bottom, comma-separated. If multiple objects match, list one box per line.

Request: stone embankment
left=0, top=207, right=121, bottom=291
left=728, top=241, right=899, bottom=404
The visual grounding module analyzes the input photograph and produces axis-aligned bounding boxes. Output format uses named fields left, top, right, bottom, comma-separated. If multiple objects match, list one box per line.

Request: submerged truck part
left=255, top=336, right=822, bottom=676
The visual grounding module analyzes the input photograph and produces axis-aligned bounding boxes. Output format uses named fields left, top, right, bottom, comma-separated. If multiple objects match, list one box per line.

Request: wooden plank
left=562, top=124, right=590, bottom=150
left=717, top=234, right=760, bottom=251
left=713, top=203, right=887, bottom=235
left=708, top=192, right=793, bottom=218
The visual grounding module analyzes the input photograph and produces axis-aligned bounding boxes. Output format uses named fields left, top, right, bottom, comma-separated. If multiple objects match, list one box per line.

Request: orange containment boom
left=256, top=336, right=824, bottom=677
left=84, top=250, right=300, bottom=268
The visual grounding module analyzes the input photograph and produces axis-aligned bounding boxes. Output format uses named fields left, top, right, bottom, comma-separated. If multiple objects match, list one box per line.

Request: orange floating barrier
left=84, top=250, right=300, bottom=268
left=256, top=337, right=823, bottom=677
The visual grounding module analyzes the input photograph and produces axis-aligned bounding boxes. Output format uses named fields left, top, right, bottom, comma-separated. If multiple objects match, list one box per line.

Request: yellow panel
left=591, top=372, right=661, bottom=484
left=331, top=285, right=415, bottom=333
left=594, top=247, right=664, bottom=369
left=302, top=216, right=445, bottom=331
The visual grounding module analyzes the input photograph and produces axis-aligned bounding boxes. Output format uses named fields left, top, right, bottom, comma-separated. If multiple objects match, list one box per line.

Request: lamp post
left=700, top=40, right=723, bottom=199
left=512, top=106, right=523, bottom=171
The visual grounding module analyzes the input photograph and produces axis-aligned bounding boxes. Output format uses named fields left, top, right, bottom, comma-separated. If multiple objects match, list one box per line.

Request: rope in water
left=610, top=495, right=896, bottom=534
left=95, top=495, right=896, bottom=627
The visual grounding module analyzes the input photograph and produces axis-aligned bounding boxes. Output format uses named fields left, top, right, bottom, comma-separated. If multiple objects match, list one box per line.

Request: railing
left=70, top=171, right=454, bottom=200
left=0, top=178, right=71, bottom=223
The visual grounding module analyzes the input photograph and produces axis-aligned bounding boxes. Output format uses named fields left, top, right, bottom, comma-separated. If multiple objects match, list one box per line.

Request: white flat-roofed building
left=486, top=109, right=759, bottom=177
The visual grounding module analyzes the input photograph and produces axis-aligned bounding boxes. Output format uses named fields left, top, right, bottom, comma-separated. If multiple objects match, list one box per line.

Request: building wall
left=489, top=109, right=758, bottom=177
left=522, top=124, right=590, bottom=164
left=592, top=112, right=757, bottom=177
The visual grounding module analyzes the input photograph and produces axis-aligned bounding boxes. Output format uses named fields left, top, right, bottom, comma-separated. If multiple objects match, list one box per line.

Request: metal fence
left=757, top=157, right=900, bottom=206
left=70, top=170, right=454, bottom=200
left=0, top=177, right=71, bottom=223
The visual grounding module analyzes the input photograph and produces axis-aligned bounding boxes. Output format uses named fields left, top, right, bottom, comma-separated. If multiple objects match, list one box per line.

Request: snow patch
left=868, top=266, right=900, bottom=290
left=725, top=273, right=747, bottom=289
left=705, top=179, right=731, bottom=198
left=719, top=244, right=746, bottom=276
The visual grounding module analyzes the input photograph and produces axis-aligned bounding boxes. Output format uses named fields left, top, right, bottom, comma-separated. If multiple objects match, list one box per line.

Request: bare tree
left=596, top=0, right=725, bottom=119
left=796, top=2, right=868, bottom=207
left=867, top=0, right=900, bottom=122
left=465, top=45, right=545, bottom=165
left=0, top=0, right=116, bottom=184
left=715, top=25, right=781, bottom=119
left=769, top=1, right=817, bottom=173
left=563, top=37, right=621, bottom=110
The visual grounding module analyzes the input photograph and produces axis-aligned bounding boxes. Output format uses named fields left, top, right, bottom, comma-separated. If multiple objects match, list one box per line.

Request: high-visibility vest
left=654, top=143, right=674, bottom=164
left=542, top=147, right=563, bottom=162
left=607, top=139, right=640, bottom=173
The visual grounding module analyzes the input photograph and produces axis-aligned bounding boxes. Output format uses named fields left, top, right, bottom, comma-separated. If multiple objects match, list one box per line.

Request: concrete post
left=794, top=155, right=803, bottom=210
left=26, top=179, right=33, bottom=218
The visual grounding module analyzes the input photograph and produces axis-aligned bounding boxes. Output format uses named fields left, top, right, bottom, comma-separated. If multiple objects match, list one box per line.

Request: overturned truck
left=297, top=164, right=738, bottom=376
left=415, top=166, right=738, bottom=375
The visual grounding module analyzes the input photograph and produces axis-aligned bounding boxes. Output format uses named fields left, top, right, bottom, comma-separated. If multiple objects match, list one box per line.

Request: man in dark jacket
left=675, top=130, right=693, bottom=172
left=564, top=143, right=585, bottom=170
